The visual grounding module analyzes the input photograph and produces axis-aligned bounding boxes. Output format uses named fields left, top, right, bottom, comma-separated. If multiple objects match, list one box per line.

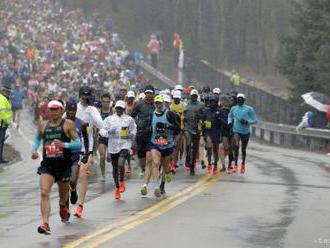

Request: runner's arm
left=64, top=120, right=81, bottom=150
left=99, top=117, right=111, bottom=138
left=32, top=122, right=45, bottom=151
left=248, top=107, right=257, bottom=124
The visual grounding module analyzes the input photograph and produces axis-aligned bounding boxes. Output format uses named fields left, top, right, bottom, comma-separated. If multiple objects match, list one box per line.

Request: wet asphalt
left=1, top=109, right=330, bottom=248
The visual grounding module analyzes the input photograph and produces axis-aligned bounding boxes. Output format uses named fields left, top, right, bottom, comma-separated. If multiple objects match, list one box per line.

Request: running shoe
left=233, top=164, right=238, bottom=173
left=114, top=188, right=121, bottom=200
left=119, top=181, right=126, bottom=193
left=70, top=189, right=78, bottom=205
left=60, top=206, right=70, bottom=222
left=74, top=205, right=83, bottom=218
left=165, top=172, right=172, bottom=183
left=201, top=160, right=206, bottom=169
left=126, top=167, right=132, bottom=174
left=227, top=165, right=233, bottom=175
left=190, top=169, right=196, bottom=176
left=139, top=168, right=145, bottom=177
left=213, top=165, right=218, bottom=175
left=207, top=165, right=212, bottom=174
left=154, top=187, right=161, bottom=197
left=219, top=166, right=226, bottom=172
left=141, top=185, right=148, bottom=196
left=241, top=164, right=246, bottom=174
left=100, top=175, right=106, bottom=182
left=38, top=223, right=51, bottom=235
left=185, top=164, right=190, bottom=171
left=170, top=160, right=177, bottom=174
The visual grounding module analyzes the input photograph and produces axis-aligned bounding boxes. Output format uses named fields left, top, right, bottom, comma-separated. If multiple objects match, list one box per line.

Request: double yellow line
left=64, top=174, right=221, bottom=248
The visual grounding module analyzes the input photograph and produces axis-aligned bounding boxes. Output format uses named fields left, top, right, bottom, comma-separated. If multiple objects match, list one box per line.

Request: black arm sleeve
left=81, top=124, right=89, bottom=153
left=167, top=111, right=181, bottom=135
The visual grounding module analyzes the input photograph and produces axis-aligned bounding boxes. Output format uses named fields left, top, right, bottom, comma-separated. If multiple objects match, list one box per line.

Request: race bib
left=44, top=145, right=64, bottom=158
left=155, top=137, right=168, bottom=146
left=204, top=120, right=212, bottom=129
left=120, top=127, right=129, bottom=137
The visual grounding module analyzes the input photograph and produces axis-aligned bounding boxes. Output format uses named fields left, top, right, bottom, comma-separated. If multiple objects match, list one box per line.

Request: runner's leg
left=40, top=174, right=55, bottom=224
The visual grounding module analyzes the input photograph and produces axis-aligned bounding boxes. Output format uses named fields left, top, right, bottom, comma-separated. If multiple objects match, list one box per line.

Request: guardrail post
left=270, top=131, right=274, bottom=144
left=290, top=134, right=296, bottom=147
left=260, top=129, right=264, bottom=141
left=251, top=126, right=256, bottom=137
left=280, top=133, right=285, bottom=145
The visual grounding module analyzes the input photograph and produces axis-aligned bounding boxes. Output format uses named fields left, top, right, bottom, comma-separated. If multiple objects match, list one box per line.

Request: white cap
left=190, top=89, right=199, bottom=96
left=172, top=90, right=182, bottom=99
left=126, top=90, right=135, bottom=98
left=115, top=100, right=126, bottom=109
left=237, top=93, right=246, bottom=99
left=163, top=94, right=172, bottom=103
left=174, top=84, right=184, bottom=91
left=48, top=100, right=64, bottom=109
left=213, top=88, right=221, bottom=94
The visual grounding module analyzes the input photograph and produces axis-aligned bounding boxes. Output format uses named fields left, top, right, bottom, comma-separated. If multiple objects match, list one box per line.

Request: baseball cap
left=65, top=101, right=77, bottom=111
left=126, top=90, right=135, bottom=98
left=48, top=100, right=64, bottom=110
left=173, top=90, right=182, bottom=99
left=154, top=95, right=164, bottom=103
left=174, top=84, right=184, bottom=91
left=190, top=89, right=199, bottom=96
left=115, top=100, right=126, bottom=109
left=213, top=88, right=221, bottom=94
left=237, top=93, right=246, bottom=99
left=79, top=86, right=92, bottom=97
left=144, top=85, right=155, bottom=94
left=163, top=94, right=172, bottom=103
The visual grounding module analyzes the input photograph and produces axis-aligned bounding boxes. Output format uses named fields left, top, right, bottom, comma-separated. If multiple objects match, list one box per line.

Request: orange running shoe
left=213, top=165, right=218, bottom=175
left=227, top=165, right=233, bottom=175
left=233, top=164, right=238, bottom=173
left=241, top=164, right=246, bottom=174
left=207, top=165, right=212, bottom=174
left=126, top=167, right=132, bottom=174
left=38, top=223, right=51, bottom=235
left=115, top=188, right=121, bottom=200
left=74, top=205, right=83, bottom=218
left=119, top=181, right=126, bottom=193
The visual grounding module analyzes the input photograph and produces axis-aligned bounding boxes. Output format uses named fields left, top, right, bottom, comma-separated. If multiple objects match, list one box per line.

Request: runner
left=170, top=90, right=185, bottom=172
left=65, top=101, right=86, bottom=205
left=218, top=95, right=234, bottom=172
left=74, top=86, right=103, bottom=218
left=131, top=85, right=155, bottom=177
left=184, top=89, right=204, bottom=176
left=141, top=95, right=180, bottom=197
left=100, top=100, right=136, bottom=199
left=31, top=100, right=81, bottom=235
left=228, top=93, right=257, bottom=174
left=202, top=95, right=223, bottom=175
left=98, top=93, right=112, bottom=181
left=125, top=90, right=136, bottom=174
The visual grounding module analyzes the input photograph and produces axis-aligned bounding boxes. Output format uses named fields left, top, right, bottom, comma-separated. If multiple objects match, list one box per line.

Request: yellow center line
left=85, top=176, right=221, bottom=248
left=64, top=174, right=211, bottom=248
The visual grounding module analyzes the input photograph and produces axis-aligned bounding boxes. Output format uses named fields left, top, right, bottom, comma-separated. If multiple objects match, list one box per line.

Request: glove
left=239, top=119, right=249, bottom=125
left=109, top=127, right=116, bottom=134
left=122, top=133, right=134, bottom=140
left=81, top=152, right=92, bottom=164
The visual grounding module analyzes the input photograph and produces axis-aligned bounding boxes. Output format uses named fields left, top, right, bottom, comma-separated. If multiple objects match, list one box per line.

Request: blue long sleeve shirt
left=228, top=104, right=257, bottom=134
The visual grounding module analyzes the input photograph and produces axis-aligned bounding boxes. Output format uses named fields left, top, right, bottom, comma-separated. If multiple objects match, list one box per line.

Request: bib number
left=204, top=121, right=212, bottom=129
left=155, top=137, right=168, bottom=146
left=44, top=145, right=64, bottom=158
left=120, top=127, right=129, bottom=137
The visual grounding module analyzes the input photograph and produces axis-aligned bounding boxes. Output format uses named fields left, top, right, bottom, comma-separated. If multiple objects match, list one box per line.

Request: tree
left=277, top=0, right=330, bottom=99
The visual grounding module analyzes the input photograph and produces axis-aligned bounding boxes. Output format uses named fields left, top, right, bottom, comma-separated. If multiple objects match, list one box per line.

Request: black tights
left=233, top=133, right=250, bottom=165
left=110, top=150, right=128, bottom=188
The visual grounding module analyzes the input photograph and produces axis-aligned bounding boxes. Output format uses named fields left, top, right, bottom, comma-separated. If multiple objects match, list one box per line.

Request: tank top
left=151, top=110, right=174, bottom=149
left=170, top=101, right=184, bottom=129
left=42, top=119, right=71, bottom=164
left=101, top=109, right=111, bottom=120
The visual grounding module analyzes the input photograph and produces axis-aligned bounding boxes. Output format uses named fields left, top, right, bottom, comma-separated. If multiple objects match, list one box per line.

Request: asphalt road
left=1, top=109, right=330, bottom=248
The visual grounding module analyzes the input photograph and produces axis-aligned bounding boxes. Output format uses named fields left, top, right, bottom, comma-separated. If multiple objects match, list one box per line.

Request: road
left=0, top=109, right=330, bottom=248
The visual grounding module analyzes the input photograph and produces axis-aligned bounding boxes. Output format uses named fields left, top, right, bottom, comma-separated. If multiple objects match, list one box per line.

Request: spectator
left=147, top=35, right=160, bottom=69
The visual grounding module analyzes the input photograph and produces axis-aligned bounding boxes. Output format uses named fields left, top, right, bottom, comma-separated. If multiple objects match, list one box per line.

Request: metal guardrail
left=252, top=120, right=330, bottom=153
left=140, top=60, right=330, bottom=153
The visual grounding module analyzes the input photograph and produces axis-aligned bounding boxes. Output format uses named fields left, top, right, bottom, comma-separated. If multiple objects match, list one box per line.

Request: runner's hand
left=31, top=151, right=39, bottom=160
left=239, top=119, right=249, bottom=125
left=52, top=139, right=64, bottom=148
